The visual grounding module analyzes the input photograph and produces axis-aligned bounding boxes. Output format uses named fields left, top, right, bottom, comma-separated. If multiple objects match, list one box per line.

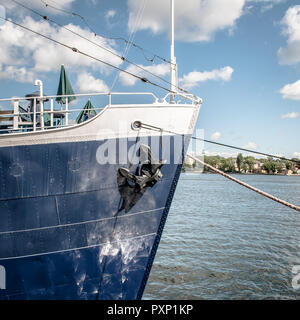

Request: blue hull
left=0, top=136, right=185, bottom=299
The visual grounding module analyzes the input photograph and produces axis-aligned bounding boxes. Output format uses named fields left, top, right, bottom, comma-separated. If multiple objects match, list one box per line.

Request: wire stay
left=135, top=121, right=300, bottom=164
left=9, top=0, right=193, bottom=97
left=39, top=0, right=173, bottom=65
left=0, top=15, right=179, bottom=95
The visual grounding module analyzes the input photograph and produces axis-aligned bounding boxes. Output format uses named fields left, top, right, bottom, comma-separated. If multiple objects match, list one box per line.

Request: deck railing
left=0, top=91, right=199, bottom=134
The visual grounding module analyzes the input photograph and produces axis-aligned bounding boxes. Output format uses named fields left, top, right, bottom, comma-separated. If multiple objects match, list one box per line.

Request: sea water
left=143, top=174, right=300, bottom=299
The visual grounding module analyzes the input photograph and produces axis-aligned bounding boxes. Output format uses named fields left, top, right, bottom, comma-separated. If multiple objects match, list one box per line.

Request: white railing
left=0, top=91, right=199, bottom=134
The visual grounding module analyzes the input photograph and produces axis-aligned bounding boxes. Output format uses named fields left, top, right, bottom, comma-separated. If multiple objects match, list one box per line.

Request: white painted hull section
left=0, top=103, right=200, bottom=148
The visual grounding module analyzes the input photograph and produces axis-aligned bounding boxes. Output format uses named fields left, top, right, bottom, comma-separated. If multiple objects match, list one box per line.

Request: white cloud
left=105, top=9, right=117, bottom=27
left=2, top=0, right=75, bottom=14
left=106, top=9, right=116, bottom=20
left=119, top=63, right=169, bottom=86
left=293, top=152, right=300, bottom=158
left=127, top=0, right=246, bottom=42
left=0, top=15, right=123, bottom=83
left=281, top=112, right=299, bottom=119
left=249, top=0, right=286, bottom=12
left=0, top=63, right=34, bottom=83
left=76, top=72, right=109, bottom=93
left=210, top=132, right=221, bottom=141
left=280, top=80, right=300, bottom=100
left=86, top=0, right=98, bottom=5
left=243, top=142, right=257, bottom=149
left=278, top=6, right=300, bottom=65
left=179, top=66, right=234, bottom=89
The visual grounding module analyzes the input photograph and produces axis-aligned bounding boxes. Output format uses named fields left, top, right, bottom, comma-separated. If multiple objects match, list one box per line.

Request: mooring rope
left=134, top=121, right=299, bottom=164
left=187, top=153, right=300, bottom=213
left=132, top=121, right=300, bottom=213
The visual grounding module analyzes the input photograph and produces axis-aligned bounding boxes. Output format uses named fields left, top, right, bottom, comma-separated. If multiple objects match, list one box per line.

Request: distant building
left=185, top=157, right=194, bottom=167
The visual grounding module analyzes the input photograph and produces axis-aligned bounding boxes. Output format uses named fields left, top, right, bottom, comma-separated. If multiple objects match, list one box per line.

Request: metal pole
left=40, top=97, right=44, bottom=131
left=170, top=0, right=177, bottom=103
left=35, top=79, right=44, bottom=130
left=33, top=98, right=36, bottom=131
left=65, top=98, right=69, bottom=126
left=50, top=98, right=54, bottom=127
left=13, top=99, right=19, bottom=130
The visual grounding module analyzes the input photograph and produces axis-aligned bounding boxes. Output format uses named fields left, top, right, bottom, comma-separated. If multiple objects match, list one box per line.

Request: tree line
left=183, top=153, right=300, bottom=174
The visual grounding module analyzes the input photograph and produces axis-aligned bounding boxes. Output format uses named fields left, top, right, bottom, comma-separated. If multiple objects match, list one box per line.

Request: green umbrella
left=76, top=100, right=97, bottom=124
left=56, top=65, right=76, bottom=104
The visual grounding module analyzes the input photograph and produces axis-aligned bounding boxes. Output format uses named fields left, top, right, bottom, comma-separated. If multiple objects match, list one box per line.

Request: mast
left=170, top=0, right=177, bottom=103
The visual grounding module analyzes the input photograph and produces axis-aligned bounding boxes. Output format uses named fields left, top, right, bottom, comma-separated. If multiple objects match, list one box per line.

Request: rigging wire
left=9, top=0, right=193, bottom=96
left=39, top=0, right=172, bottom=65
left=134, top=121, right=300, bottom=165
left=11, top=0, right=195, bottom=97
left=110, top=0, right=147, bottom=90
left=9, top=0, right=175, bottom=90
left=40, top=0, right=98, bottom=34
left=3, top=4, right=295, bottom=164
left=0, top=15, right=177, bottom=95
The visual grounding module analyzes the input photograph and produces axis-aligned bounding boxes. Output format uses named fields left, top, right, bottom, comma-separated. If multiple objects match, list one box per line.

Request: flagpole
left=170, top=0, right=177, bottom=103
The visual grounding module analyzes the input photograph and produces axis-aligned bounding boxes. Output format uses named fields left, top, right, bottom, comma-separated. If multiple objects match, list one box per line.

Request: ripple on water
left=143, top=174, right=300, bottom=300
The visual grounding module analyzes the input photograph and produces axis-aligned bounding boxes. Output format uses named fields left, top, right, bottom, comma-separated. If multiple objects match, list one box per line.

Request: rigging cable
left=110, top=0, right=148, bottom=91
left=40, top=0, right=98, bottom=35
left=39, top=0, right=172, bottom=65
left=0, top=15, right=178, bottom=95
left=9, top=0, right=177, bottom=91
left=2, top=9, right=295, bottom=165
left=134, top=121, right=300, bottom=164
left=132, top=120, right=300, bottom=213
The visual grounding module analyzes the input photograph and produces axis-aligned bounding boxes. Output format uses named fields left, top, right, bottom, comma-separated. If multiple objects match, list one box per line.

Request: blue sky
left=0, top=0, right=300, bottom=159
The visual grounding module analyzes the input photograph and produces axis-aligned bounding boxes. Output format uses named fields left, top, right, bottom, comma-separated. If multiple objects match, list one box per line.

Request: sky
left=0, top=0, right=300, bottom=159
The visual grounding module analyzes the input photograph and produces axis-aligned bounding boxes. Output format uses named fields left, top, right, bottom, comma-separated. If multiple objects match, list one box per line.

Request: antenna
left=170, top=0, right=177, bottom=103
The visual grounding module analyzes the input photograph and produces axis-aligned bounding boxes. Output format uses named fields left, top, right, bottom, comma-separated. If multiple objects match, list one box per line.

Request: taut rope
left=131, top=121, right=300, bottom=213
left=187, top=153, right=300, bottom=213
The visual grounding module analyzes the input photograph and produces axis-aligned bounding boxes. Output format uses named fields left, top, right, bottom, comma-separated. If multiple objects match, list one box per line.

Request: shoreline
left=182, top=170, right=300, bottom=176
left=184, top=154, right=300, bottom=176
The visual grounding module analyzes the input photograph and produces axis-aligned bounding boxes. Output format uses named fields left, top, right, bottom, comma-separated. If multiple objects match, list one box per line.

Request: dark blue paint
left=0, top=135, right=187, bottom=299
